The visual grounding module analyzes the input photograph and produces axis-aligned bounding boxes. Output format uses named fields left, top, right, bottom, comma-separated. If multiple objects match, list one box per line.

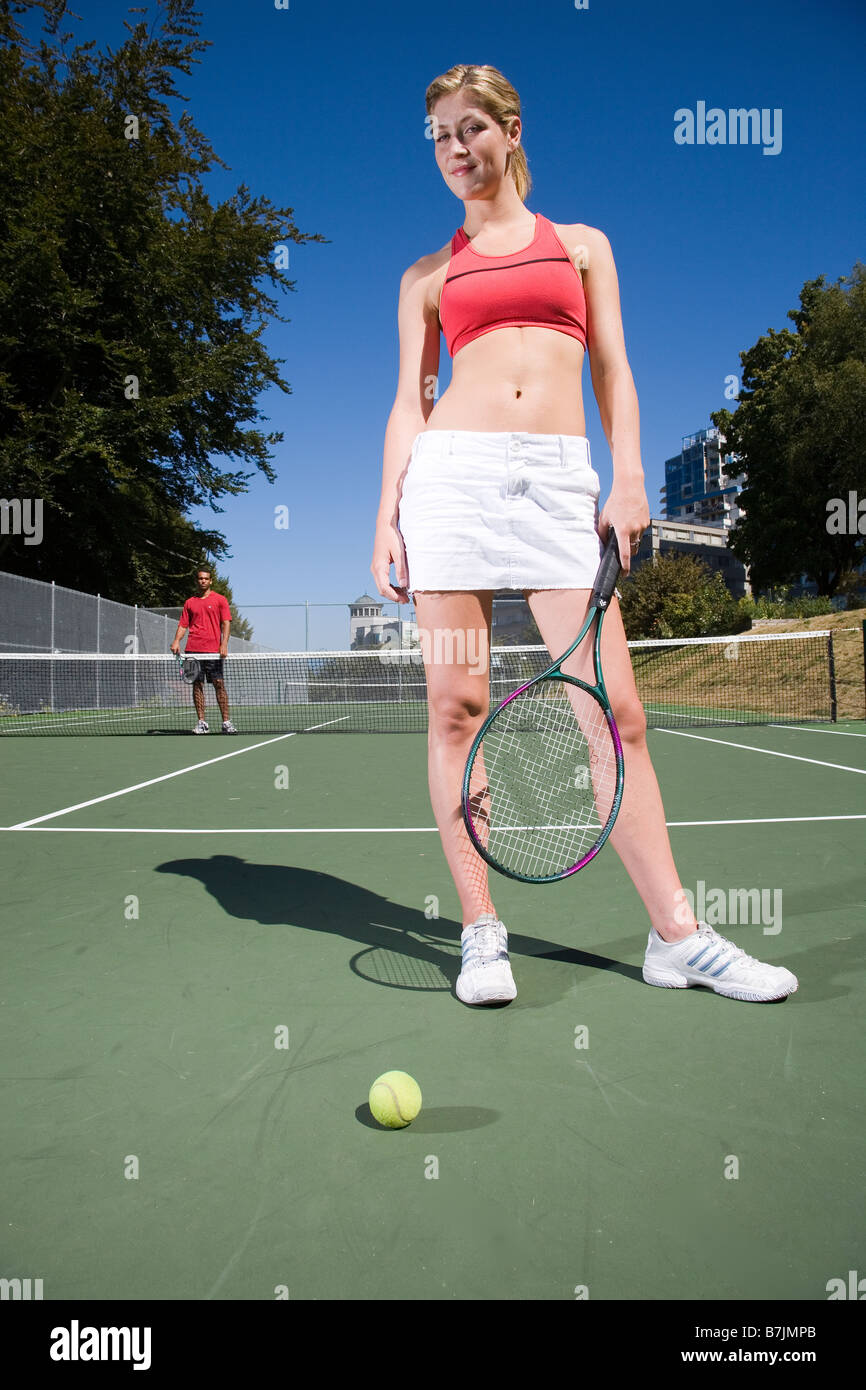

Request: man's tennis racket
left=461, top=532, right=624, bottom=884
left=174, top=651, right=216, bottom=684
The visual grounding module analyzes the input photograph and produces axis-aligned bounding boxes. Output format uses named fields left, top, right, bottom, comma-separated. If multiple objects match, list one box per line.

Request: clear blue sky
left=22, top=0, right=866, bottom=648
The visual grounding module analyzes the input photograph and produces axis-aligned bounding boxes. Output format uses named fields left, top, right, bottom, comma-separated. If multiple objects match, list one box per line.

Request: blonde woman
left=371, top=64, right=797, bottom=1008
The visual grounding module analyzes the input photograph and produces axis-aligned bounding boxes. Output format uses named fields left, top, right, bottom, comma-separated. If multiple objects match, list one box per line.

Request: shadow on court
left=154, top=854, right=643, bottom=996
left=355, top=1103, right=499, bottom=1132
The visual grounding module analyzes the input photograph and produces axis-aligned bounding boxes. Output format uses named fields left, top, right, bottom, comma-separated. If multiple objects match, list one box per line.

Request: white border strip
left=627, top=631, right=830, bottom=647
left=0, top=631, right=832, bottom=660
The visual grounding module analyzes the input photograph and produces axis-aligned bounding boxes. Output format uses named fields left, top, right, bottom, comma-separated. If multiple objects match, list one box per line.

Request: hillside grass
left=750, top=608, right=865, bottom=721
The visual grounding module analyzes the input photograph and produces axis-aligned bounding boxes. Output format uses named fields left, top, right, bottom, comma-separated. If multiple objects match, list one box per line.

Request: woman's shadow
left=155, top=855, right=640, bottom=1001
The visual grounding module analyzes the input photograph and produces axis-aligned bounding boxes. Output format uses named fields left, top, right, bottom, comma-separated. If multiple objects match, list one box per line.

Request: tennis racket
left=174, top=651, right=217, bottom=683
left=461, top=532, right=624, bottom=884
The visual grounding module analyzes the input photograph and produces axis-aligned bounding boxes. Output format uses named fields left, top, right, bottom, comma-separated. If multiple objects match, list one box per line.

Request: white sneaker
left=456, top=914, right=517, bottom=1005
left=643, top=922, right=798, bottom=1002
left=222, top=720, right=238, bottom=734
left=193, top=719, right=209, bottom=734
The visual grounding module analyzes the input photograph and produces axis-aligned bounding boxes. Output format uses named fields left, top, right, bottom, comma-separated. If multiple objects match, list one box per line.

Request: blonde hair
left=425, top=64, right=532, bottom=202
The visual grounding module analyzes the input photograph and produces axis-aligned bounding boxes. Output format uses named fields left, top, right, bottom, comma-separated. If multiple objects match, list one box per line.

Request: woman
left=371, top=64, right=797, bottom=1008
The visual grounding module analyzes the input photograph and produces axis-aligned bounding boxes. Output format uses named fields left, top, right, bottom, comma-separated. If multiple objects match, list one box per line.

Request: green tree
left=0, top=0, right=327, bottom=602
left=713, top=264, right=866, bottom=596
left=618, top=553, right=748, bottom=639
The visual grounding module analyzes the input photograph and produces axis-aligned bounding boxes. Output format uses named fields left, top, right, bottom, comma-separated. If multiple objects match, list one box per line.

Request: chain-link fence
left=0, top=572, right=272, bottom=654
left=0, top=571, right=543, bottom=655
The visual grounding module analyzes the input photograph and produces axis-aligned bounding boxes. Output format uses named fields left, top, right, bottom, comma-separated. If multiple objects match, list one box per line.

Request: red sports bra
left=438, top=212, right=588, bottom=358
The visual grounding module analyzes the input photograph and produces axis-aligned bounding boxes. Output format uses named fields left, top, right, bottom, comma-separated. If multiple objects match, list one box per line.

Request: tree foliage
left=0, top=0, right=327, bottom=604
left=712, top=264, right=866, bottom=596
left=618, top=553, right=749, bottom=640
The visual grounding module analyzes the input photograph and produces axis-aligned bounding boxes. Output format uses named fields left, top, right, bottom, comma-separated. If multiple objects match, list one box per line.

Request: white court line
left=9, top=713, right=352, bottom=831
left=666, top=814, right=866, bottom=826
left=3, top=825, right=439, bottom=834
left=4, top=814, right=866, bottom=833
left=9, top=732, right=302, bottom=830
left=768, top=724, right=866, bottom=738
left=656, top=729, right=866, bottom=775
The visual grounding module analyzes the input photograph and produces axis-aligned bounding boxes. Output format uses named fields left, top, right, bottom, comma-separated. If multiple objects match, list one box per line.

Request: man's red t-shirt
left=181, top=592, right=231, bottom=653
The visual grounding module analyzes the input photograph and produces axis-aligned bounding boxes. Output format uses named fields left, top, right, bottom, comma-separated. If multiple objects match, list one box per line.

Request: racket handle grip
left=591, top=531, right=622, bottom=609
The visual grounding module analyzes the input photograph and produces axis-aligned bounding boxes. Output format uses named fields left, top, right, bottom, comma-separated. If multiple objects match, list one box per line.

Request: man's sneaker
left=456, top=914, right=517, bottom=1005
left=193, top=719, right=209, bottom=734
left=643, top=922, right=798, bottom=1002
left=222, top=720, right=238, bottom=734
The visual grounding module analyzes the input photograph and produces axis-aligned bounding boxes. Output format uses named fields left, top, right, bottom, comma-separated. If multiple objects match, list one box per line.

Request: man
left=170, top=568, right=237, bottom=734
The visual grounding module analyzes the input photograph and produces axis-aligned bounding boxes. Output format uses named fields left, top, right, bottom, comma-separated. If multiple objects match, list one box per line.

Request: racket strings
left=467, top=679, right=618, bottom=879
left=466, top=780, right=491, bottom=837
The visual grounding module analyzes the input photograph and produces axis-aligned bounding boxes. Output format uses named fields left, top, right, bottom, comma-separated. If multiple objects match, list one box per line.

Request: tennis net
left=0, top=632, right=836, bottom=735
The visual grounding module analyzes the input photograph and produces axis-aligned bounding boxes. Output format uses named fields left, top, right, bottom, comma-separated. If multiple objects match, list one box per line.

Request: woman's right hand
left=371, top=520, right=410, bottom=604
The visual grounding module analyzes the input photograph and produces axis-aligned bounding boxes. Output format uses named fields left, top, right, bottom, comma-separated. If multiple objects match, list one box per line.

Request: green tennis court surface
left=1, top=722, right=864, bottom=1300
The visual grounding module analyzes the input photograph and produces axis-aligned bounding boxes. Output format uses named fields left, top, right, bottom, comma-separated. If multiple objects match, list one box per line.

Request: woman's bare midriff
left=422, top=251, right=588, bottom=436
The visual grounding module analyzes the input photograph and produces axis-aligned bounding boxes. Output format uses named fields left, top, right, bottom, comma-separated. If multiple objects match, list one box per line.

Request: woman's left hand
left=599, top=480, right=650, bottom=576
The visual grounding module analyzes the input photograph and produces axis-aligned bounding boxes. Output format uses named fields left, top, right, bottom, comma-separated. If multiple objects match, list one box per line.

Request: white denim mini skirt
left=398, top=429, right=603, bottom=592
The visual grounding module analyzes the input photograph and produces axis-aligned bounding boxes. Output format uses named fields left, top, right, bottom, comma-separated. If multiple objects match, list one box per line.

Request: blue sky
left=22, top=0, right=866, bottom=649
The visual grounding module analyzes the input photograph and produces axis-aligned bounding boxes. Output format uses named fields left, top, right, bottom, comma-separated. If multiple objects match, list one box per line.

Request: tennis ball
left=369, top=1071, right=422, bottom=1129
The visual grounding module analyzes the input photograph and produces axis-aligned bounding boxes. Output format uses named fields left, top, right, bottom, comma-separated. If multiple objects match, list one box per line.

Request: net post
left=49, top=580, right=55, bottom=711
left=96, top=594, right=101, bottom=709
left=305, top=601, right=309, bottom=651
left=862, top=618, right=866, bottom=721
left=828, top=632, right=837, bottom=723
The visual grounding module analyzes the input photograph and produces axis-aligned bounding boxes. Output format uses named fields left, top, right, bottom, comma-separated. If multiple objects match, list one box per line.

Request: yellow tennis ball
left=369, top=1071, right=422, bottom=1129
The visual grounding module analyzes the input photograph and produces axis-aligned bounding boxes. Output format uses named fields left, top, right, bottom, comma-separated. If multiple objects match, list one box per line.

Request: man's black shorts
left=194, top=657, right=224, bottom=684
